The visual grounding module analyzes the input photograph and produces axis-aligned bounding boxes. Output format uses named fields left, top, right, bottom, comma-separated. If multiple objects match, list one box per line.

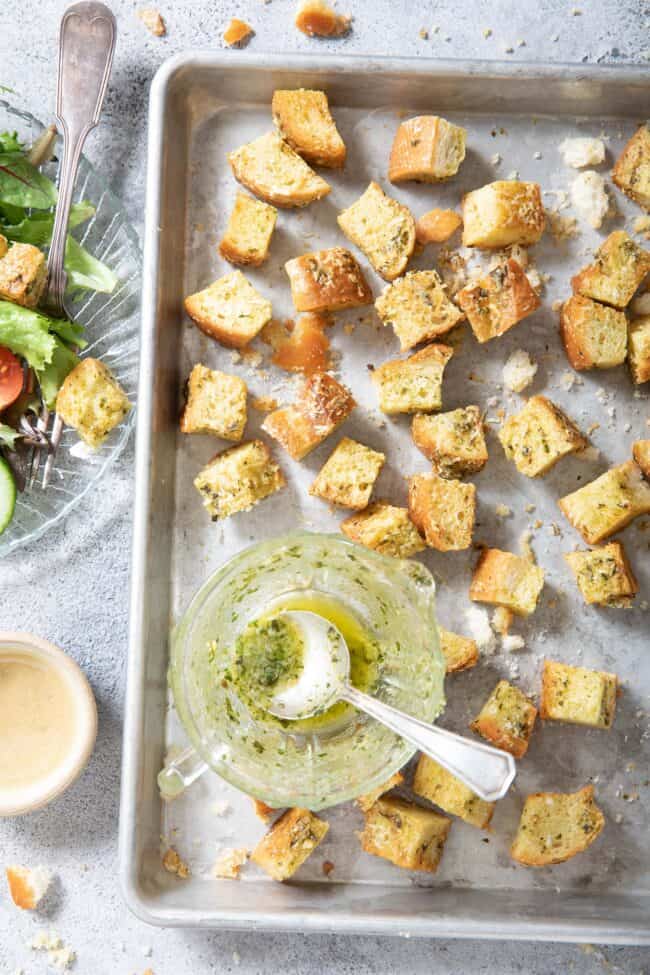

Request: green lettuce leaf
left=0, top=300, right=56, bottom=371
left=0, top=201, right=94, bottom=244
left=48, top=316, right=87, bottom=349
left=0, top=422, right=20, bottom=450
left=0, top=152, right=58, bottom=209
left=0, top=131, right=23, bottom=154
left=36, top=339, right=79, bottom=409
left=65, top=234, right=117, bottom=294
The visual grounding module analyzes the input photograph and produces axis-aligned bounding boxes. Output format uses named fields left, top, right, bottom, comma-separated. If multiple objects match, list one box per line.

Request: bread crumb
left=546, top=209, right=579, bottom=241
left=559, top=137, right=605, bottom=169
left=5, top=865, right=53, bottom=910
left=520, top=529, right=535, bottom=563
left=495, top=503, right=512, bottom=518
left=502, top=349, right=538, bottom=392
left=214, top=847, right=248, bottom=879
left=464, top=605, right=496, bottom=654
left=137, top=8, right=166, bottom=35
left=223, top=18, right=253, bottom=45
left=483, top=28, right=492, bottom=38
left=570, top=171, right=609, bottom=229
left=31, top=930, right=75, bottom=971
left=211, top=800, right=231, bottom=816
left=502, top=634, right=526, bottom=652
left=162, top=847, right=190, bottom=879
left=490, top=152, right=501, bottom=165
left=322, top=860, right=335, bottom=877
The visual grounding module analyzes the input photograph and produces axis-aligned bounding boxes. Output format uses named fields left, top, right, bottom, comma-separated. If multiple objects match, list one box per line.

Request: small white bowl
left=0, top=632, right=97, bottom=816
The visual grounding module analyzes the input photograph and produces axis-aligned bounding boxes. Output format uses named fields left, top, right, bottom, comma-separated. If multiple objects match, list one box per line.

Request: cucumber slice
left=0, top=456, right=17, bottom=534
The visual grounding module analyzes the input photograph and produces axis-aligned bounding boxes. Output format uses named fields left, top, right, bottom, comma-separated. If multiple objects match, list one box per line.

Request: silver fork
left=30, top=1, right=116, bottom=489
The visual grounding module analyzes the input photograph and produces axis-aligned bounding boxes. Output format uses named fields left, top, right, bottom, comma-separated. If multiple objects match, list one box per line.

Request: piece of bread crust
left=272, top=88, right=346, bottom=168
left=218, top=192, right=277, bottom=267
left=560, top=295, right=628, bottom=370
left=228, top=131, right=331, bottom=208
left=558, top=459, right=650, bottom=544
left=510, top=785, right=605, bottom=867
left=540, top=660, right=618, bottom=728
left=456, top=258, right=541, bottom=343
left=184, top=270, right=272, bottom=348
left=284, top=247, right=372, bottom=312
left=565, top=542, right=638, bottom=608
left=375, top=269, right=464, bottom=350
left=251, top=807, right=329, bottom=881
left=571, top=230, right=650, bottom=309
left=388, top=115, right=467, bottom=184
left=412, top=756, right=494, bottom=828
left=612, top=124, right=650, bottom=211
left=5, top=866, right=52, bottom=910
left=262, top=372, right=355, bottom=460
left=408, top=472, right=476, bottom=551
left=338, top=181, right=416, bottom=281
left=470, top=680, right=538, bottom=759
left=462, top=181, right=545, bottom=249
left=341, top=502, right=426, bottom=558
left=469, top=548, right=545, bottom=617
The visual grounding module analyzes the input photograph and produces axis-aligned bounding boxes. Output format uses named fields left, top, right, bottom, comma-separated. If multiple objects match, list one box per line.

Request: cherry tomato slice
left=0, top=346, right=24, bottom=412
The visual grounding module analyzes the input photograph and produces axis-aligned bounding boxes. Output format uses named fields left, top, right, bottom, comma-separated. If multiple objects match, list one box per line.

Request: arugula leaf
left=36, top=339, right=78, bottom=409
left=0, top=131, right=23, bottom=153
left=0, top=201, right=94, bottom=244
left=65, top=235, right=117, bottom=294
left=0, top=422, right=20, bottom=450
left=0, top=152, right=58, bottom=209
left=0, top=300, right=56, bottom=371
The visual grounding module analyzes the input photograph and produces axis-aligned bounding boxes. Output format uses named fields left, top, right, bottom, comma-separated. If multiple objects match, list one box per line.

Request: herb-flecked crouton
left=470, top=680, right=538, bottom=758
left=0, top=241, right=47, bottom=308
left=498, top=395, right=587, bottom=477
left=262, top=372, right=355, bottom=459
left=408, top=472, right=476, bottom=551
left=184, top=270, right=272, bottom=348
left=371, top=343, right=453, bottom=415
left=284, top=247, right=372, bottom=312
left=375, top=269, right=464, bottom=350
left=388, top=115, right=467, bottom=184
left=309, top=437, right=385, bottom=509
left=571, top=230, right=650, bottom=309
left=629, top=315, right=650, bottom=383
left=412, top=405, right=488, bottom=477
left=558, top=460, right=650, bottom=543
left=356, top=771, right=405, bottom=812
left=462, top=181, right=545, bottom=249
left=251, top=807, right=329, bottom=881
left=415, top=209, right=463, bottom=245
left=540, top=660, right=618, bottom=728
left=271, top=88, right=346, bottom=168
left=412, top=756, right=494, bottom=828
left=194, top=440, right=285, bottom=519
left=455, top=258, right=541, bottom=343
left=439, top=628, right=479, bottom=674
left=340, top=502, right=426, bottom=558
left=180, top=364, right=247, bottom=441
left=337, top=181, right=416, bottom=281
left=510, top=785, right=605, bottom=867
left=612, top=124, right=650, bottom=211
left=469, top=548, right=544, bottom=617
left=565, top=542, right=638, bottom=608
left=56, top=357, right=131, bottom=449
left=228, top=132, right=331, bottom=208
left=633, top=439, right=650, bottom=478
left=560, top=295, right=628, bottom=370
left=218, top=192, right=277, bottom=267
left=359, top=796, right=451, bottom=872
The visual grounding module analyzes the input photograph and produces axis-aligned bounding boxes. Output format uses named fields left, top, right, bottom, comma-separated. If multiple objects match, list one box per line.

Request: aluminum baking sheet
left=119, top=53, right=650, bottom=941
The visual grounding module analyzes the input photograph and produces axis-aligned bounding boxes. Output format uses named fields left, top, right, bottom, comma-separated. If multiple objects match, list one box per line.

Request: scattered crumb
left=295, top=0, right=351, bottom=37
left=517, top=38, right=526, bottom=47
left=525, top=503, right=536, bottom=513
left=223, top=18, right=253, bottom=46
left=502, top=349, right=538, bottom=393
left=570, top=171, right=609, bottom=229
left=546, top=209, right=579, bottom=241
left=5, top=865, right=53, bottom=910
left=252, top=798, right=275, bottom=821
left=501, top=634, right=526, bottom=653
left=520, top=529, right=535, bottom=563
left=490, top=152, right=501, bottom=165
left=483, top=28, right=492, bottom=38
left=214, top=847, right=249, bottom=879
left=492, top=606, right=513, bottom=636
left=162, top=847, right=190, bottom=879
left=251, top=396, right=279, bottom=412
left=30, top=931, right=75, bottom=971
left=137, top=8, right=166, bottom=35
left=550, top=522, right=562, bottom=537
left=504, top=46, right=514, bottom=54
left=419, top=28, right=429, bottom=39
left=322, top=860, right=335, bottom=877
left=559, top=137, right=605, bottom=169
left=211, top=800, right=232, bottom=816
left=495, top=503, right=512, bottom=518
left=464, top=605, right=496, bottom=655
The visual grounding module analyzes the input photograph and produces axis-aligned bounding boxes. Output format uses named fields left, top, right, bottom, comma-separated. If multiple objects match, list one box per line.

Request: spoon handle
left=341, top=685, right=516, bottom=803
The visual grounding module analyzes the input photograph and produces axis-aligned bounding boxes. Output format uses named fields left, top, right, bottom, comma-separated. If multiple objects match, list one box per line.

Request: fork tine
left=27, top=404, right=50, bottom=488
left=42, top=413, right=63, bottom=489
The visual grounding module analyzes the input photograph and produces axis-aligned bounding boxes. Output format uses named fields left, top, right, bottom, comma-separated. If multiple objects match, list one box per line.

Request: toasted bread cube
left=251, top=807, right=329, bottom=881
left=371, top=343, right=453, bottom=415
left=310, top=437, right=385, bottom=509
left=56, top=357, right=131, bottom=449
left=560, top=295, right=627, bottom=370
left=540, top=660, right=618, bottom=728
left=5, top=865, right=53, bottom=910
left=413, top=756, right=494, bottom=828
left=194, top=440, right=284, bottom=520
left=228, top=131, right=330, bottom=208
left=471, top=680, right=537, bottom=758
left=338, top=181, right=416, bottom=281
left=612, top=124, right=650, bottom=211
left=456, top=258, right=540, bottom=343
left=218, top=192, right=277, bottom=267
left=510, top=786, right=605, bottom=867
left=462, top=181, right=545, bottom=249
left=0, top=241, right=47, bottom=308
left=439, top=628, right=478, bottom=674
left=356, top=771, right=405, bottom=812
left=272, top=89, right=346, bottom=168
left=184, top=270, right=272, bottom=349
left=284, top=247, right=372, bottom=313
left=416, top=209, right=463, bottom=245
left=633, top=439, right=650, bottom=478
left=571, top=231, right=650, bottom=309
left=408, top=472, right=475, bottom=551
left=565, top=542, right=638, bottom=608
left=629, top=315, right=650, bottom=383
left=470, top=548, right=544, bottom=617
left=412, top=405, right=487, bottom=477
left=498, top=395, right=586, bottom=478
left=359, top=796, right=451, bottom=872
left=388, top=115, right=467, bottom=184
left=558, top=460, right=650, bottom=543
left=375, top=270, right=464, bottom=350
left=262, top=372, right=355, bottom=460
left=340, top=502, right=426, bottom=558
left=180, top=364, right=247, bottom=441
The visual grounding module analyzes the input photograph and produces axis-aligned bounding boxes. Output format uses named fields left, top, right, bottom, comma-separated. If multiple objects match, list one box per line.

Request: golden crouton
left=412, top=756, right=494, bottom=829
left=469, top=548, right=544, bottom=617
left=5, top=865, right=52, bottom=910
left=218, top=192, right=277, bottom=267
left=462, top=181, right=545, bottom=249
left=340, top=502, right=426, bottom=558
left=337, top=181, right=416, bottom=281
left=415, top=209, right=463, bottom=245
left=612, top=124, right=650, bottom=211
left=0, top=241, right=47, bottom=308
left=408, top=472, right=476, bottom=551
left=628, top=315, right=650, bottom=383
left=375, top=270, right=464, bottom=350
left=388, top=115, right=467, bottom=184
left=56, top=357, right=131, bottom=449
left=272, top=88, right=346, bottom=168
left=456, top=258, right=541, bottom=343
left=309, top=437, right=385, bottom=509
left=558, top=460, right=650, bottom=544
left=560, top=295, right=628, bottom=370
left=540, top=660, right=618, bottom=729
left=228, top=131, right=330, bottom=208
left=251, top=807, right=329, bottom=881
left=359, top=796, right=451, bottom=872
left=510, top=785, right=605, bottom=867
left=356, top=771, right=405, bottom=812
left=284, top=247, right=372, bottom=312
left=470, top=680, right=537, bottom=758
left=438, top=628, right=479, bottom=674
left=565, top=542, right=638, bottom=608
left=194, top=440, right=285, bottom=520
left=633, top=438, right=650, bottom=478
left=184, top=270, right=272, bottom=348
left=371, top=343, right=453, bottom=414
left=498, top=395, right=587, bottom=478
left=571, top=230, right=650, bottom=309
left=180, top=364, right=247, bottom=441
left=412, top=405, right=487, bottom=477
left=262, top=372, right=355, bottom=460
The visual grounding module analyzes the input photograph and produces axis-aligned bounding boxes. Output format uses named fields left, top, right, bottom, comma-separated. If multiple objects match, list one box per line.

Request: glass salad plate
left=0, top=98, right=140, bottom=557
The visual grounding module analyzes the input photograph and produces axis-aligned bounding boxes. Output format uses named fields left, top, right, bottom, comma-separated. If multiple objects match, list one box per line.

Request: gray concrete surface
left=1, top=1, right=649, bottom=972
